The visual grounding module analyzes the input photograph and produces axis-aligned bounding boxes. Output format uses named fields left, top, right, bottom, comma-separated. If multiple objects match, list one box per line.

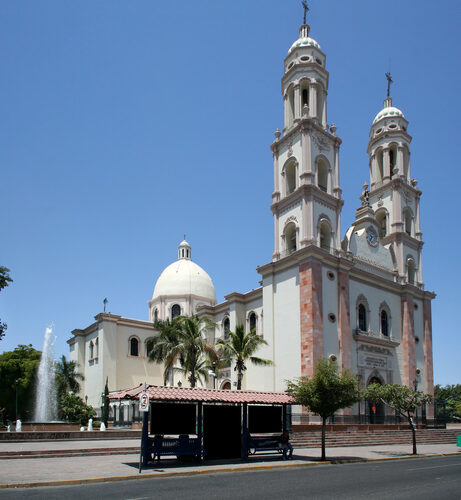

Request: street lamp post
left=15, top=379, right=18, bottom=421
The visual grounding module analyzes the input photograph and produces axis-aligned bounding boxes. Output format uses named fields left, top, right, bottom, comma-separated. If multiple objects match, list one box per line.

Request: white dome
left=152, top=243, right=216, bottom=303
left=373, top=106, right=404, bottom=125
left=288, top=36, right=321, bottom=54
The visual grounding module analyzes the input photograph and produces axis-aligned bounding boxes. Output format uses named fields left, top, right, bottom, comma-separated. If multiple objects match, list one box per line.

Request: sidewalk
left=0, top=441, right=459, bottom=489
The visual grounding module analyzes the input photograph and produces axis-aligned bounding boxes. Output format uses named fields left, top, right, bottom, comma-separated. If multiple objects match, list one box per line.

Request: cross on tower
left=385, top=72, right=393, bottom=98
left=302, top=1, right=309, bottom=24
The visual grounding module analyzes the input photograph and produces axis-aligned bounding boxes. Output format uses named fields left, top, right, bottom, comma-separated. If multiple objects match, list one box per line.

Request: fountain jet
left=34, top=326, right=58, bottom=422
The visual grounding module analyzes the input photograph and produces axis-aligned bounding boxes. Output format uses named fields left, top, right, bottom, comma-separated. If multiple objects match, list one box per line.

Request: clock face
left=367, top=229, right=378, bottom=246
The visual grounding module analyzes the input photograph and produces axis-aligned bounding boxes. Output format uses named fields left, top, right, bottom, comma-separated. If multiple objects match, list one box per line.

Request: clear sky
left=1, top=1, right=460, bottom=386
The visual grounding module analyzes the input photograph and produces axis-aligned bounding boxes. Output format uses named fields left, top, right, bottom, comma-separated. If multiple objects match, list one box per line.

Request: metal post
left=241, top=403, right=248, bottom=460
left=282, top=405, right=287, bottom=431
left=141, top=409, right=149, bottom=466
left=197, top=402, right=203, bottom=461
left=15, top=380, right=18, bottom=421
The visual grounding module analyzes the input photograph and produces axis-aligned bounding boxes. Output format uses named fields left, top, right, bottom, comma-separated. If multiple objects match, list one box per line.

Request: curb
left=0, top=451, right=460, bottom=489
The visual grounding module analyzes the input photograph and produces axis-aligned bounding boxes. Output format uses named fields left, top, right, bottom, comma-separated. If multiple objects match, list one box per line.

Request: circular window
left=327, top=271, right=335, bottom=281
left=415, top=336, right=420, bottom=344
left=300, top=56, right=310, bottom=62
left=375, top=128, right=382, bottom=135
left=315, top=58, right=322, bottom=65
left=328, top=313, right=336, bottom=323
left=389, top=124, right=397, bottom=129
left=287, top=61, right=294, bottom=70
left=414, top=303, right=418, bottom=310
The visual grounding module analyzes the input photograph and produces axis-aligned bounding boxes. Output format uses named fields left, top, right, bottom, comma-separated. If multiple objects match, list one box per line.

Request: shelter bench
left=247, top=435, right=283, bottom=455
left=148, top=435, right=201, bottom=462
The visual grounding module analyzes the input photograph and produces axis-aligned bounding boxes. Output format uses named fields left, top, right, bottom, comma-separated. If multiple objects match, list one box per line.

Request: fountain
left=34, top=326, right=58, bottom=422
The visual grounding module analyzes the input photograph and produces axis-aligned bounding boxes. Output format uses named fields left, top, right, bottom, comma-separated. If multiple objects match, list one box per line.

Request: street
left=1, top=455, right=460, bottom=499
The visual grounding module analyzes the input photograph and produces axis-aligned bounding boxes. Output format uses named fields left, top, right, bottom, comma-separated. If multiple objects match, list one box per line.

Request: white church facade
left=68, top=19, right=434, bottom=415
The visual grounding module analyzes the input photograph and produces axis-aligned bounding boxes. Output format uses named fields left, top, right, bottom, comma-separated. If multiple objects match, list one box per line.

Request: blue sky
left=1, top=1, right=460, bottom=386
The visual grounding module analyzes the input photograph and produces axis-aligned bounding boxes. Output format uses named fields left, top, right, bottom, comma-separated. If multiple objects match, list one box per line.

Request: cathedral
left=68, top=17, right=434, bottom=415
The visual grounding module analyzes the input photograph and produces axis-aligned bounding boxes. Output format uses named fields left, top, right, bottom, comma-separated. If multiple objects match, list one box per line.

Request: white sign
left=139, top=391, right=150, bottom=412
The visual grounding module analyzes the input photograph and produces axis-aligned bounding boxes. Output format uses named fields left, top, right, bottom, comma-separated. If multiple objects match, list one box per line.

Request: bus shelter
left=109, top=384, right=295, bottom=465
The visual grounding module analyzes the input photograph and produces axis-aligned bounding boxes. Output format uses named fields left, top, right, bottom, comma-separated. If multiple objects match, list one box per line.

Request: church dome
left=287, top=24, right=321, bottom=54
left=372, top=105, right=404, bottom=124
left=152, top=241, right=216, bottom=303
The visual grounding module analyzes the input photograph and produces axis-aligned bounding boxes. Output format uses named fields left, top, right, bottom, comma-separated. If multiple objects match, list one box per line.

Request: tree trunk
left=321, top=417, right=326, bottom=461
left=237, top=371, right=242, bottom=390
left=408, top=414, right=417, bottom=455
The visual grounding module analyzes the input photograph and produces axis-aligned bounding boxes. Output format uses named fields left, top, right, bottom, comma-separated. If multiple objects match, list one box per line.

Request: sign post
left=138, top=388, right=150, bottom=473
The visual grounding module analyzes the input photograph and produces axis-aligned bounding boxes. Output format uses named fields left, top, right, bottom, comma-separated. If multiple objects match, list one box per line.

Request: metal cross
left=302, top=1, right=309, bottom=24
left=385, top=72, right=393, bottom=98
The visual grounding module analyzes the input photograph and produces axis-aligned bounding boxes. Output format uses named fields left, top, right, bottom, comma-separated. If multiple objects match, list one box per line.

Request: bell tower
left=270, top=19, right=343, bottom=261
left=367, top=79, right=424, bottom=286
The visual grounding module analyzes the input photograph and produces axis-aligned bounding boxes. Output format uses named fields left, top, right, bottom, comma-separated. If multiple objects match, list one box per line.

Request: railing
left=353, top=328, right=398, bottom=344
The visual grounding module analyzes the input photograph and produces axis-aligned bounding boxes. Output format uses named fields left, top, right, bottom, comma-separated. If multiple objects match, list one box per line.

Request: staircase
left=291, top=428, right=460, bottom=448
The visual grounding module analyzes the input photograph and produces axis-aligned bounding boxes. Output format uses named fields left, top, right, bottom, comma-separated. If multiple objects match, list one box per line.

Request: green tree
left=0, top=345, right=41, bottom=422
left=55, top=355, right=84, bottom=400
left=102, top=377, right=110, bottom=426
left=146, top=315, right=218, bottom=388
left=58, top=392, right=96, bottom=426
left=365, top=383, right=432, bottom=455
left=287, top=359, right=361, bottom=461
left=434, top=384, right=461, bottom=420
left=0, top=266, right=13, bottom=342
left=216, top=324, right=272, bottom=390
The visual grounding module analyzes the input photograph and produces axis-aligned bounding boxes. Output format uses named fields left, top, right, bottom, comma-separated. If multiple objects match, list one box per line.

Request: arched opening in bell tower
left=317, top=157, right=329, bottom=192
left=319, top=219, right=332, bottom=250
left=284, top=160, right=297, bottom=195
left=284, top=223, right=297, bottom=254
left=375, top=209, right=388, bottom=238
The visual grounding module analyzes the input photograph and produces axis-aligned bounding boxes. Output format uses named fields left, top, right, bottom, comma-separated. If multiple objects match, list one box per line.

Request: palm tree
left=216, top=325, right=272, bottom=390
left=146, top=315, right=218, bottom=388
left=55, top=355, right=84, bottom=398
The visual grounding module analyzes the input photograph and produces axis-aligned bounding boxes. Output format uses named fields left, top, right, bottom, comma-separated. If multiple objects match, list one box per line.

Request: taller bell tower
left=270, top=21, right=343, bottom=261
left=367, top=90, right=424, bottom=286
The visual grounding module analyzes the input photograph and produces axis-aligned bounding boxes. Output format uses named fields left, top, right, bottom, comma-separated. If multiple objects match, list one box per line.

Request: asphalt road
left=1, top=455, right=460, bottom=500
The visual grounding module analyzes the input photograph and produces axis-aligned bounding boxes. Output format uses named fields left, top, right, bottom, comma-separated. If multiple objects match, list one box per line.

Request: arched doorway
left=221, top=381, right=231, bottom=391
left=367, top=376, right=385, bottom=424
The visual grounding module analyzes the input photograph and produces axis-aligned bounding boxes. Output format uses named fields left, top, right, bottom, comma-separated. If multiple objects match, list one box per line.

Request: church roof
left=109, top=384, right=295, bottom=405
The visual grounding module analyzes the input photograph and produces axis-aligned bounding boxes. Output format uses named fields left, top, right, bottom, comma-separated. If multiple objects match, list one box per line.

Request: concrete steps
left=291, top=429, right=459, bottom=448
left=0, top=447, right=139, bottom=460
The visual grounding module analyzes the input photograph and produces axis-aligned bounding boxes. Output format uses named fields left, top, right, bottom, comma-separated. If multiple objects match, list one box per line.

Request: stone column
left=299, top=260, right=324, bottom=378
left=301, top=125, right=312, bottom=184
left=321, top=89, right=327, bottom=128
left=370, top=155, right=377, bottom=188
left=294, top=84, right=301, bottom=122
left=273, top=215, right=280, bottom=260
left=396, top=146, right=405, bottom=178
left=423, top=299, right=434, bottom=418
left=383, top=147, right=391, bottom=181
left=283, top=94, right=288, bottom=131
left=333, top=142, right=340, bottom=197
left=273, top=151, right=280, bottom=200
left=338, top=270, right=352, bottom=415
left=401, top=294, right=416, bottom=387
left=391, top=186, right=403, bottom=233
left=309, top=81, right=317, bottom=119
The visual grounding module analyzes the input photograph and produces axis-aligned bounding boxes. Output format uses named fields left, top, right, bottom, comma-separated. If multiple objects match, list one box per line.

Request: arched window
left=285, top=161, right=297, bottom=195
left=153, top=308, right=158, bottom=323
left=223, top=317, right=230, bottom=339
left=316, top=83, right=325, bottom=123
left=317, top=158, right=329, bottom=192
left=130, top=337, right=139, bottom=357
left=95, top=337, right=99, bottom=358
left=381, top=310, right=389, bottom=336
left=249, top=312, right=257, bottom=332
left=404, top=209, right=413, bottom=236
left=319, top=220, right=331, bottom=250
left=376, top=210, right=387, bottom=238
left=171, top=304, right=181, bottom=319
left=358, top=304, right=367, bottom=331
left=284, top=223, right=297, bottom=254
left=89, top=341, right=94, bottom=360
left=407, top=259, right=416, bottom=284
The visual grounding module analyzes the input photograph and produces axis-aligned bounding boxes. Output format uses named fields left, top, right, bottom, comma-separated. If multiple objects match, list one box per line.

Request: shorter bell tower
left=367, top=81, right=424, bottom=286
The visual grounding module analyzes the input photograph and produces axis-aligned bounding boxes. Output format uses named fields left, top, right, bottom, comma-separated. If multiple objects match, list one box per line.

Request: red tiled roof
left=108, top=384, right=294, bottom=404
